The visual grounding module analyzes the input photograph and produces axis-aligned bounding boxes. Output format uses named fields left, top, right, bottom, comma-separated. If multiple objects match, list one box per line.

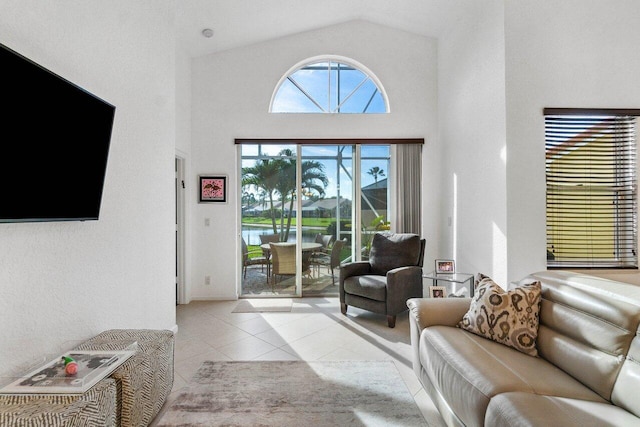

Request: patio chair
left=311, top=238, right=345, bottom=285
left=242, top=238, right=268, bottom=278
left=314, top=233, right=335, bottom=254
left=259, top=233, right=280, bottom=276
left=269, top=242, right=311, bottom=285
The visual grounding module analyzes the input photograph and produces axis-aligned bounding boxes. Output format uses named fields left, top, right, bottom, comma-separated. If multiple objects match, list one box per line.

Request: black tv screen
left=0, top=43, right=115, bottom=223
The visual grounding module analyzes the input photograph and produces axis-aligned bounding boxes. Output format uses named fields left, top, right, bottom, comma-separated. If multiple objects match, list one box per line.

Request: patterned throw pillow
left=458, top=278, right=542, bottom=357
left=474, top=272, right=492, bottom=289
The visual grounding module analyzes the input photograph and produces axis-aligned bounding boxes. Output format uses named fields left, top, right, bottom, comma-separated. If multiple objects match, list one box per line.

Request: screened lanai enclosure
left=270, top=60, right=388, bottom=114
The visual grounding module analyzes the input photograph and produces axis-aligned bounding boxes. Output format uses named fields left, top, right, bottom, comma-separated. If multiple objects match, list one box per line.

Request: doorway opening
left=175, top=156, right=186, bottom=305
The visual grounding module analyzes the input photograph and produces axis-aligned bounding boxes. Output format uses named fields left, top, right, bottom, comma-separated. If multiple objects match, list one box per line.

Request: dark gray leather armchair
left=339, top=232, right=425, bottom=328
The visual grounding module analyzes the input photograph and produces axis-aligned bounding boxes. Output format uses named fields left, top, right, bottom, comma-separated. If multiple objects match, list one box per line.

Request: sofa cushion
left=420, top=325, right=605, bottom=427
left=524, top=271, right=640, bottom=401
left=612, top=332, right=640, bottom=418
left=343, top=275, right=387, bottom=302
left=368, top=233, right=421, bottom=275
left=458, top=279, right=541, bottom=356
left=486, top=392, right=640, bottom=427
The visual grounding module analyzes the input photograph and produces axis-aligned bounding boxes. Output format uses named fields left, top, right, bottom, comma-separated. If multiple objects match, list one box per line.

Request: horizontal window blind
left=545, top=112, right=638, bottom=268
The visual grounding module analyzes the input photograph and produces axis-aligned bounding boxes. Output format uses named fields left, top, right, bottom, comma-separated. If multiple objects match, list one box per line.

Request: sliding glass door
left=240, top=143, right=390, bottom=297
left=299, top=145, right=353, bottom=296
left=360, top=146, right=391, bottom=260
left=240, top=145, right=300, bottom=296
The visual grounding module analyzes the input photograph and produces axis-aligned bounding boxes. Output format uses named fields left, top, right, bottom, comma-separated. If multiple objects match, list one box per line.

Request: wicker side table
left=0, top=377, right=117, bottom=427
left=74, top=329, right=174, bottom=427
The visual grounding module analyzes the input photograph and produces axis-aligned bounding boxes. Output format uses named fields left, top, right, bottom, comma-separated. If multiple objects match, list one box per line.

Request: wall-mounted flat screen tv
left=0, top=43, right=115, bottom=223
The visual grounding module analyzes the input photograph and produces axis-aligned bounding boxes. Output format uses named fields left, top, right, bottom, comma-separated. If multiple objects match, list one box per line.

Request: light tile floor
left=152, top=297, right=446, bottom=426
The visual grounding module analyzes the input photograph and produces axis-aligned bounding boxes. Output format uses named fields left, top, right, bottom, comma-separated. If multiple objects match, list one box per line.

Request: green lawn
left=242, top=217, right=334, bottom=228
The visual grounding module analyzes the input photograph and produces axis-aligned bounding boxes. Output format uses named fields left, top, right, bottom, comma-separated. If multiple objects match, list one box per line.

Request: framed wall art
left=435, top=259, right=455, bottom=274
left=199, top=175, right=227, bottom=203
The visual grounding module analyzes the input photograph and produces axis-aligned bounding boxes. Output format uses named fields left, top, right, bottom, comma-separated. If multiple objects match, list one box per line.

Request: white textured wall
left=0, top=0, right=177, bottom=377
left=436, top=1, right=508, bottom=285
left=505, top=0, right=640, bottom=282
left=189, top=20, right=438, bottom=299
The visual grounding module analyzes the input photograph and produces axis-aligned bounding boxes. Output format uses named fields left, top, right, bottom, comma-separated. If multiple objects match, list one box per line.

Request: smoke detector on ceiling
left=201, top=28, right=214, bottom=38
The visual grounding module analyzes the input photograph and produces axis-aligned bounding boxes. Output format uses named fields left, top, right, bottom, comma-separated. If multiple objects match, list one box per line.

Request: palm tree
left=275, top=149, right=328, bottom=241
left=241, top=191, right=256, bottom=207
left=242, top=151, right=329, bottom=241
left=367, top=166, right=385, bottom=183
left=273, top=150, right=296, bottom=240
left=242, top=158, right=283, bottom=235
left=257, top=189, right=267, bottom=210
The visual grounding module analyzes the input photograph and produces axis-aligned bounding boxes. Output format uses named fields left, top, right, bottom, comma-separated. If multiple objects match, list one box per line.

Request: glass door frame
left=293, top=150, right=303, bottom=297
left=237, top=141, right=394, bottom=298
left=353, top=146, right=362, bottom=264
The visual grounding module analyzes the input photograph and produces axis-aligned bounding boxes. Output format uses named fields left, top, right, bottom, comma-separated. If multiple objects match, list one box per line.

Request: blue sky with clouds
left=242, top=145, right=389, bottom=201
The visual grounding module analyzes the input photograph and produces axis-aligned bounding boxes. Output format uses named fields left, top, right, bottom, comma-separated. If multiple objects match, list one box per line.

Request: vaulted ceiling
left=175, top=0, right=469, bottom=57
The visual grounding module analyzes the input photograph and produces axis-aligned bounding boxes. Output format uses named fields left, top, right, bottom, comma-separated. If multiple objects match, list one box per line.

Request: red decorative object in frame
left=199, top=175, right=227, bottom=203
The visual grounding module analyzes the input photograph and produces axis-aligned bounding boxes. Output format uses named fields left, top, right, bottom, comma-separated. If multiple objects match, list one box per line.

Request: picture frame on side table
left=429, top=286, right=446, bottom=298
left=435, top=259, right=455, bottom=274
left=199, top=175, right=227, bottom=203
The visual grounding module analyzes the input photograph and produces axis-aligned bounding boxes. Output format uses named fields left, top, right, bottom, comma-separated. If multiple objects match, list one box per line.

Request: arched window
left=270, top=57, right=389, bottom=114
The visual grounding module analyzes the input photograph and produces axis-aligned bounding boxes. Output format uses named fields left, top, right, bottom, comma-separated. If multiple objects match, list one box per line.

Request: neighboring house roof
left=309, top=197, right=348, bottom=210
left=362, top=178, right=387, bottom=191
left=362, top=179, right=387, bottom=210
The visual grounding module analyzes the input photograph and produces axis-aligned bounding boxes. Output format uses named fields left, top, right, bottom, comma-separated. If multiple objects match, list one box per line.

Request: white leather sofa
left=408, top=270, right=640, bottom=427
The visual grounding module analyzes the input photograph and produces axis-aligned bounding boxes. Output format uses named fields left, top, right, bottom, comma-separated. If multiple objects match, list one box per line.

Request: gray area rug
left=231, top=298, right=293, bottom=313
left=156, top=360, right=428, bottom=426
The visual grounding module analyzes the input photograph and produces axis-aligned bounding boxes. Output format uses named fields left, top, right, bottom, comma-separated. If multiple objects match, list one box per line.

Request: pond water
left=242, top=224, right=320, bottom=246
